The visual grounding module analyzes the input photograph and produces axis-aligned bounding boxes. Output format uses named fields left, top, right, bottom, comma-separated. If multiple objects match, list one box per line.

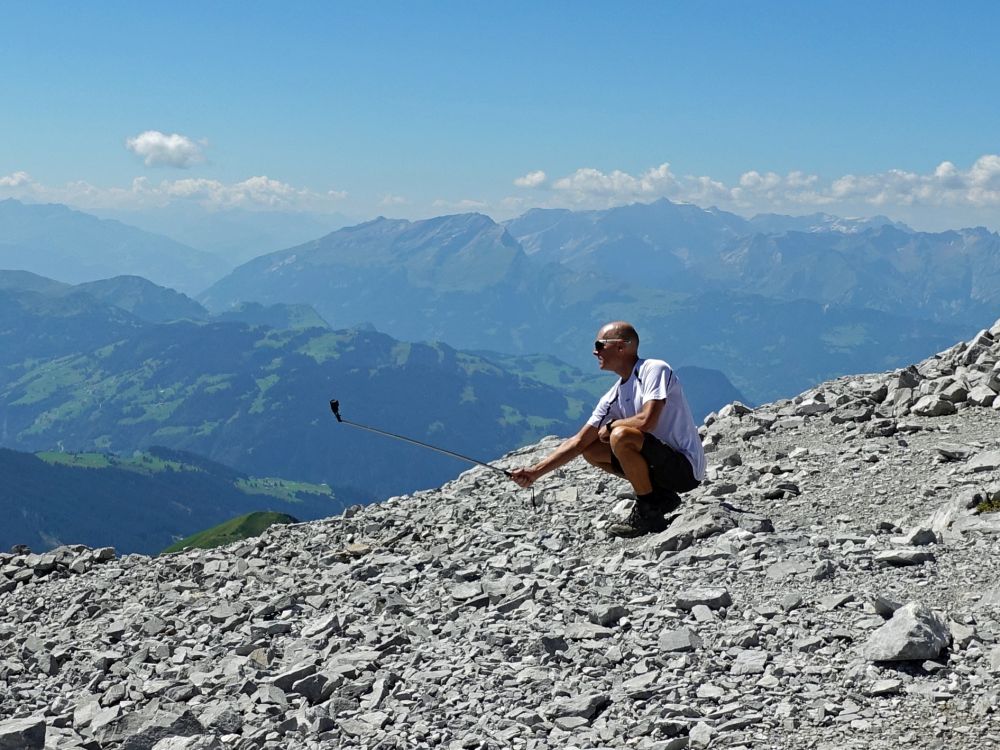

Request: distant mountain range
left=504, top=199, right=1000, bottom=323
left=95, top=205, right=352, bottom=266
left=200, top=204, right=980, bottom=403
left=745, top=211, right=912, bottom=235
left=0, top=199, right=228, bottom=294
left=3, top=195, right=995, bottom=405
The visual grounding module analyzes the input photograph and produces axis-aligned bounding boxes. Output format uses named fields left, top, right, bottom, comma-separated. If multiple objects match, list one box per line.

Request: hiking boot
left=654, top=489, right=682, bottom=515
left=607, top=498, right=668, bottom=538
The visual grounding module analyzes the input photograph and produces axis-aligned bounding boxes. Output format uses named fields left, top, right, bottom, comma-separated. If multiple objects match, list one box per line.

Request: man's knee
left=609, top=425, right=644, bottom=456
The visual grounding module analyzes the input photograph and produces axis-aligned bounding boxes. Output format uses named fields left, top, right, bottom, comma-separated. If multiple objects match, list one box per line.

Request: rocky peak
left=2, top=320, right=1000, bottom=748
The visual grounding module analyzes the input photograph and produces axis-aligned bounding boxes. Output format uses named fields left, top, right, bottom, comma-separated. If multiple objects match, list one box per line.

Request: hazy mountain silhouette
left=74, top=276, right=209, bottom=323
left=0, top=198, right=228, bottom=294
left=505, top=198, right=749, bottom=288
left=97, top=205, right=351, bottom=266
left=746, top=211, right=911, bottom=235
left=504, top=199, right=1000, bottom=327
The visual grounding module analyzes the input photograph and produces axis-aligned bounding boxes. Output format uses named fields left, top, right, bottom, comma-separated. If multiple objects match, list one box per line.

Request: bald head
left=597, top=321, right=639, bottom=353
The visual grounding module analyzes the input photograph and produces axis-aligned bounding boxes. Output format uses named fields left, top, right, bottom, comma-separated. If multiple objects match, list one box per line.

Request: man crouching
left=511, top=321, right=705, bottom=537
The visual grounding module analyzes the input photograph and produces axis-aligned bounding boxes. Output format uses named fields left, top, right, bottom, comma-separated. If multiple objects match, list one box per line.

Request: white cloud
left=0, top=172, right=347, bottom=213
left=149, top=174, right=349, bottom=210
left=125, top=130, right=205, bottom=168
left=513, top=170, right=546, bottom=188
left=380, top=194, right=408, bottom=206
left=551, top=163, right=680, bottom=205
left=156, top=175, right=310, bottom=207
left=816, top=158, right=1000, bottom=209
left=0, top=170, right=32, bottom=187
left=732, top=169, right=833, bottom=208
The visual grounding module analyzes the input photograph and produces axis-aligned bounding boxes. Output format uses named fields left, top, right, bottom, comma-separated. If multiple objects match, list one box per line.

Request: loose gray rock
left=590, top=604, right=628, bottom=627
left=968, top=385, right=998, bottom=407
left=875, top=549, right=936, bottom=566
left=645, top=509, right=737, bottom=553
left=676, top=588, right=732, bottom=610
left=869, top=679, right=903, bottom=696
left=0, top=717, right=45, bottom=750
left=871, top=595, right=903, bottom=618
left=912, top=395, right=957, bottom=417
left=897, top=527, right=937, bottom=546
left=730, top=649, right=768, bottom=675
left=544, top=693, right=610, bottom=721
left=198, top=706, right=242, bottom=735
left=862, top=602, right=951, bottom=661
left=659, top=627, right=703, bottom=653
left=151, top=737, right=222, bottom=750
left=689, top=721, right=714, bottom=748
left=968, top=450, right=1000, bottom=472
left=94, top=708, right=202, bottom=750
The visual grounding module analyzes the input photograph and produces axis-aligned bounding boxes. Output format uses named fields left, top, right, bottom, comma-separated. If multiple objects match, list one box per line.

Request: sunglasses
left=594, top=338, right=630, bottom=352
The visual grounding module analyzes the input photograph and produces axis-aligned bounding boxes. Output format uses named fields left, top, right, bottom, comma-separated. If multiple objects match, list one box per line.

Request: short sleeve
left=640, top=360, right=672, bottom=402
left=586, top=385, right=619, bottom=428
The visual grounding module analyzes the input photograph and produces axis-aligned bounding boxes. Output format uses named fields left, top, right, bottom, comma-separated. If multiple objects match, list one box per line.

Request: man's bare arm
left=597, top=399, right=664, bottom=442
left=510, top=423, right=600, bottom=487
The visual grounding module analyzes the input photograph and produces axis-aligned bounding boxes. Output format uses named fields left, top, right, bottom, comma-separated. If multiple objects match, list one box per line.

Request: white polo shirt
left=586, top=358, right=706, bottom=481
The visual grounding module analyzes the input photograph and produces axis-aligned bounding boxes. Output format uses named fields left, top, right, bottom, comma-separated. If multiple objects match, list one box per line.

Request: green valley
left=0, top=446, right=340, bottom=555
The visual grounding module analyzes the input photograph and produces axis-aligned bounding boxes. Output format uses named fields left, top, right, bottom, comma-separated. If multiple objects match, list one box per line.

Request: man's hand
left=598, top=421, right=615, bottom=443
left=510, top=467, right=540, bottom=488
left=508, top=423, right=598, bottom=490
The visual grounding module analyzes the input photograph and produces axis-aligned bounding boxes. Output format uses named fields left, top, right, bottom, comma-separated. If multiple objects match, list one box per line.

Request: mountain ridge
left=0, top=198, right=229, bottom=294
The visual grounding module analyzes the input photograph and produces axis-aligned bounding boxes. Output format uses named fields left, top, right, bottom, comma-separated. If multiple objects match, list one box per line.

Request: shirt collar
left=618, top=358, right=643, bottom=387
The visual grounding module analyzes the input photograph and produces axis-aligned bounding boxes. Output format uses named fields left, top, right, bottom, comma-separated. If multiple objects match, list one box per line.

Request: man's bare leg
left=582, top=426, right=653, bottom=495
left=587, top=426, right=665, bottom=537
left=609, top=426, right=654, bottom=495
left=581, top=441, right=621, bottom=477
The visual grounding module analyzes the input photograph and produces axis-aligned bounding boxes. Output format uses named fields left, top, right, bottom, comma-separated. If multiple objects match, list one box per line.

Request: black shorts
left=610, top=434, right=699, bottom=494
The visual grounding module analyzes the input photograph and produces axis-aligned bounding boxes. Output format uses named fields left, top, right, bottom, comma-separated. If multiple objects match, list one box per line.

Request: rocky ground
left=2, top=322, right=1000, bottom=750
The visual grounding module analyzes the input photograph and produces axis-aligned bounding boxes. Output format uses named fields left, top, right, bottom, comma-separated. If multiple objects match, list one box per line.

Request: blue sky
left=3, top=1, right=1000, bottom=230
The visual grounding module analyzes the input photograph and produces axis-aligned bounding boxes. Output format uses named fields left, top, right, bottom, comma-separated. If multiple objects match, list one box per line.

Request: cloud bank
left=497, top=154, right=1000, bottom=230
left=0, top=171, right=347, bottom=212
left=125, top=131, right=205, bottom=168
left=513, top=156, right=1000, bottom=221
left=3, top=155, right=1000, bottom=230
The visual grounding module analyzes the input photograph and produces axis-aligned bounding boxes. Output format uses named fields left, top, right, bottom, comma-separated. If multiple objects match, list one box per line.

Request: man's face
left=593, top=328, right=626, bottom=370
